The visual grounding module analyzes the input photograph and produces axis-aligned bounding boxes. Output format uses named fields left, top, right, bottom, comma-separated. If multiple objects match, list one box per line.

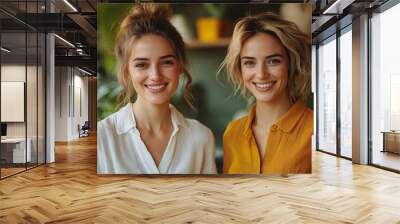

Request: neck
left=132, top=97, right=172, bottom=132
left=254, top=94, right=292, bottom=128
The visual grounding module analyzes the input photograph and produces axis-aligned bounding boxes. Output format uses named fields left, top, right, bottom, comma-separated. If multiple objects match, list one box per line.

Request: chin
left=144, top=95, right=172, bottom=105
left=147, top=98, right=170, bottom=106
left=253, top=92, right=282, bottom=104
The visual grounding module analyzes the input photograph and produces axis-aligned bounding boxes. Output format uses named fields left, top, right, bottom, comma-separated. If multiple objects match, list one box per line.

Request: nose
left=149, top=64, right=162, bottom=81
left=255, top=62, right=269, bottom=79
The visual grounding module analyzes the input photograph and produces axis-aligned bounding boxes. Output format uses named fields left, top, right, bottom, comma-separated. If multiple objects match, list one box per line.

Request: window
left=370, top=2, right=400, bottom=171
left=339, top=27, right=352, bottom=158
left=317, top=35, right=337, bottom=154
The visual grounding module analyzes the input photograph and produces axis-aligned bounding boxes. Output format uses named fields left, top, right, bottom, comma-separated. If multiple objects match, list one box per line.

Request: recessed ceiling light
left=322, top=0, right=354, bottom=15
left=78, top=67, right=93, bottom=76
left=1, top=47, right=11, bottom=53
left=63, top=0, right=78, bottom=12
left=54, top=34, right=75, bottom=48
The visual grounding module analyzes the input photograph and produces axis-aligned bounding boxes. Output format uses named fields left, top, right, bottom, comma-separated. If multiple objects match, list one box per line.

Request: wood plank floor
left=0, top=167, right=26, bottom=178
left=373, top=151, right=400, bottom=171
left=0, top=135, right=399, bottom=223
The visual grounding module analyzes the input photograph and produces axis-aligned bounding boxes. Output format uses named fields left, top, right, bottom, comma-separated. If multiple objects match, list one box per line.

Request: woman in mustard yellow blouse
left=220, top=12, right=313, bottom=174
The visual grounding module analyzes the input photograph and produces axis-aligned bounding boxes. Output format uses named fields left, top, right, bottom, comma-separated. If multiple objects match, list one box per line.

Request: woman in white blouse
left=97, top=4, right=217, bottom=174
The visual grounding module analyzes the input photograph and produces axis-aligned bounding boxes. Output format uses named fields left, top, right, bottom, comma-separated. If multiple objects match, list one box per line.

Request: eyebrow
left=241, top=54, right=284, bottom=60
left=132, top=54, right=176, bottom=62
left=160, top=55, right=176, bottom=60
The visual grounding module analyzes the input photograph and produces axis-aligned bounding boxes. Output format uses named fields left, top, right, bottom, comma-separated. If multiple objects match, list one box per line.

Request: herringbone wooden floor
left=0, top=135, right=400, bottom=223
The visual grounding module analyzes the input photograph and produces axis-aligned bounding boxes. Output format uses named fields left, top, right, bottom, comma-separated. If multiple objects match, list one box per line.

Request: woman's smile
left=253, top=80, right=278, bottom=92
left=144, top=82, right=169, bottom=93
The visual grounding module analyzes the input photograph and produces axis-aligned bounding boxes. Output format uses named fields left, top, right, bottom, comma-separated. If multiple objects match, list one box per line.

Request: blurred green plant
left=97, top=3, right=132, bottom=121
left=203, top=4, right=227, bottom=19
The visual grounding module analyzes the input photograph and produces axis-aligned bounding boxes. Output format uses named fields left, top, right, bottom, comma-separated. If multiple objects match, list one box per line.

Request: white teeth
left=254, top=82, right=274, bottom=89
left=146, top=84, right=166, bottom=90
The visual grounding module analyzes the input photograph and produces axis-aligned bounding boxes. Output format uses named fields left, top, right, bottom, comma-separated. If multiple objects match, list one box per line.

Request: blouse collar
left=115, top=103, right=188, bottom=135
left=244, top=99, right=309, bottom=137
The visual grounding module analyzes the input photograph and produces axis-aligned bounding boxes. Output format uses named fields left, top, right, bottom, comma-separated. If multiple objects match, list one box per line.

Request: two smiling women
left=97, top=4, right=312, bottom=174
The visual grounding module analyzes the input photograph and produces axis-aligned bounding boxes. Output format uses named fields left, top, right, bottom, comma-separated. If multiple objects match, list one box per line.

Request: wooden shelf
left=186, top=38, right=231, bottom=49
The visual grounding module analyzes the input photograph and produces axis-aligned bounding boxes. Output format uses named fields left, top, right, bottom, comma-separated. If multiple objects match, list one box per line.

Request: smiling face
left=240, top=33, right=289, bottom=104
left=128, top=34, right=181, bottom=106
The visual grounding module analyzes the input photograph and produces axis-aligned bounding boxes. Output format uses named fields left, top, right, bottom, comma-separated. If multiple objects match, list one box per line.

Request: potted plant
left=196, top=4, right=227, bottom=42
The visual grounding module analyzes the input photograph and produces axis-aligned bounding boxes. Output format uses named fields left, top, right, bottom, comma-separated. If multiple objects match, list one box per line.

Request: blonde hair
left=220, top=12, right=311, bottom=103
left=114, top=4, right=193, bottom=108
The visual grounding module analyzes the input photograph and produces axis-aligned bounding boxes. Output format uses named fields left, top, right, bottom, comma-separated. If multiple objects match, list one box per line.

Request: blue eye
left=267, top=58, right=281, bottom=65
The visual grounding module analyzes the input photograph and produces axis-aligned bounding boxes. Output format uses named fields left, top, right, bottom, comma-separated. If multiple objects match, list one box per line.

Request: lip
left=144, top=83, right=169, bottom=93
left=252, top=81, right=277, bottom=92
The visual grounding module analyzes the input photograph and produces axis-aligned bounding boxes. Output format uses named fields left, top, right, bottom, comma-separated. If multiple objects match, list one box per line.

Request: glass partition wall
left=339, top=27, right=352, bottom=159
left=370, top=2, right=400, bottom=171
left=316, top=0, right=400, bottom=172
left=316, top=25, right=353, bottom=159
left=317, top=35, right=337, bottom=155
left=0, top=1, right=46, bottom=179
left=0, top=30, right=27, bottom=177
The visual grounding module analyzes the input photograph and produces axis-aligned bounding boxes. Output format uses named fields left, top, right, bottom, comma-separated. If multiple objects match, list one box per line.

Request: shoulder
left=98, top=112, right=117, bottom=129
left=303, top=106, right=314, bottom=126
left=170, top=105, right=214, bottom=140
left=98, top=104, right=131, bottom=138
left=98, top=110, right=119, bottom=136
left=224, top=116, right=248, bottom=138
left=292, top=100, right=313, bottom=128
left=97, top=113, right=119, bottom=155
left=184, top=118, right=214, bottom=140
left=299, top=105, right=313, bottom=134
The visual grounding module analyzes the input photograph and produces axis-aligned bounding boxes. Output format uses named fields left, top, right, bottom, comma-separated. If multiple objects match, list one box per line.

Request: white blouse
left=97, top=103, right=217, bottom=174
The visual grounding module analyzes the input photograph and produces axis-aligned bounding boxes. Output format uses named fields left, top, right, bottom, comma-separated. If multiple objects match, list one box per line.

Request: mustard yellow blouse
left=223, top=100, right=313, bottom=174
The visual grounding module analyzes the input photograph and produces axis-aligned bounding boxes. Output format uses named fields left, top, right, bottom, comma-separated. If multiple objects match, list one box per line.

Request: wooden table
left=381, top=131, right=400, bottom=154
left=0, top=138, right=32, bottom=164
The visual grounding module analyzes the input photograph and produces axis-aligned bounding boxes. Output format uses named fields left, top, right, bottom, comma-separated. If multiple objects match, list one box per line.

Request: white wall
left=55, top=66, right=69, bottom=141
left=54, top=67, right=89, bottom=141
left=1, top=63, right=46, bottom=164
left=1, top=65, right=26, bottom=131
left=1, top=65, right=35, bottom=138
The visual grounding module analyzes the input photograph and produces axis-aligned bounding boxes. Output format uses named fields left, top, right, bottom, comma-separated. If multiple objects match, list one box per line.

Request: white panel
left=1, top=82, right=25, bottom=122
left=352, top=14, right=369, bottom=164
left=75, top=87, right=81, bottom=118
left=46, top=31, right=56, bottom=163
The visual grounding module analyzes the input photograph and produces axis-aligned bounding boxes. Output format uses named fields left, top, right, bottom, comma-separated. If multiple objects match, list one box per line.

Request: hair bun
left=130, top=4, right=170, bottom=21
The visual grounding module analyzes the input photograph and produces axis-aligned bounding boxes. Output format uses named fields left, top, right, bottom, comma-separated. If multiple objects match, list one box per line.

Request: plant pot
left=196, top=17, right=221, bottom=42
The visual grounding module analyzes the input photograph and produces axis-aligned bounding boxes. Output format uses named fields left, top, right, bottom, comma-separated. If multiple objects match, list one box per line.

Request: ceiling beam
left=55, top=55, right=96, bottom=72
left=67, top=13, right=97, bottom=39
